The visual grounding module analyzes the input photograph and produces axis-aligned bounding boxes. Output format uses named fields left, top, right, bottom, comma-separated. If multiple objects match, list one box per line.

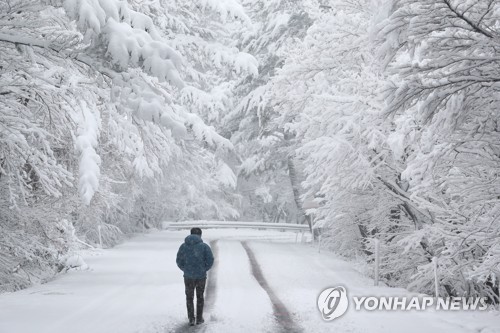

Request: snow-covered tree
left=272, top=0, right=397, bottom=252
left=223, top=0, right=315, bottom=224
left=0, top=0, right=252, bottom=291
left=378, top=0, right=500, bottom=300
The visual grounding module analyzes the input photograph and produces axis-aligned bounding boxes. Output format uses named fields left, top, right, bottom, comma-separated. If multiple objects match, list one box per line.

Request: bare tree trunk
left=287, top=155, right=312, bottom=230
left=357, top=224, right=374, bottom=256
left=284, top=131, right=313, bottom=236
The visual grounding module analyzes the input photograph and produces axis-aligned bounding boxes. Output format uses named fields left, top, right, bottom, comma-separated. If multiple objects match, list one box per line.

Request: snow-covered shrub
left=60, top=254, right=88, bottom=272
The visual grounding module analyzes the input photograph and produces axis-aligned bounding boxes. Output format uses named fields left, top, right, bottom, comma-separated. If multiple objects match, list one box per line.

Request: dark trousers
left=184, top=277, right=206, bottom=320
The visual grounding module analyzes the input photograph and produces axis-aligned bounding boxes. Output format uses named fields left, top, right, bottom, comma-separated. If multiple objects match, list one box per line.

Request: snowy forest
left=1, top=0, right=499, bottom=305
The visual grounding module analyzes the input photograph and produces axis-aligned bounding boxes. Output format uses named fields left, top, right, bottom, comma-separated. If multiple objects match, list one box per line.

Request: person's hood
left=184, top=234, right=203, bottom=245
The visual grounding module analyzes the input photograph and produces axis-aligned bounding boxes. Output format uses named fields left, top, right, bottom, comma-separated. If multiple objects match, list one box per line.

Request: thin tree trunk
left=284, top=132, right=312, bottom=235
left=357, top=224, right=374, bottom=256
left=287, top=155, right=311, bottom=230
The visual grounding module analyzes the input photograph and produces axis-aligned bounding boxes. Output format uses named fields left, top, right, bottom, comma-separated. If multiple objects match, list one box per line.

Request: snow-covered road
left=0, top=229, right=499, bottom=333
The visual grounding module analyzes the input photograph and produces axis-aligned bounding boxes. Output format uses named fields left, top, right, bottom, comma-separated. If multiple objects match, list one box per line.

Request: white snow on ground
left=0, top=231, right=187, bottom=333
left=249, top=241, right=500, bottom=333
left=206, top=240, right=276, bottom=333
left=0, top=229, right=498, bottom=333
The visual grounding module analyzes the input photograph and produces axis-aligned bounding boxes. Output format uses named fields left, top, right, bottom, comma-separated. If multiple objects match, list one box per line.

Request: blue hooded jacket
left=176, top=234, right=214, bottom=279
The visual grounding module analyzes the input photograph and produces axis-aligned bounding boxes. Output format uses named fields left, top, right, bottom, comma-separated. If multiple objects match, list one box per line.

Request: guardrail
left=162, top=220, right=310, bottom=232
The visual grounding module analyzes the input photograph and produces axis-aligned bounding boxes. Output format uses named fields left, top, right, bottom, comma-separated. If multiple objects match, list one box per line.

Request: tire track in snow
left=172, top=240, right=218, bottom=333
left=241, top=241, right=303, bottom=333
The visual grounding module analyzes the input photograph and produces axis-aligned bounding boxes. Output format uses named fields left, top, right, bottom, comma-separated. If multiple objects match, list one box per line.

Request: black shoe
left=196, top=318, right=204, bottom=325
left=189, top=318, right=195, bottom=326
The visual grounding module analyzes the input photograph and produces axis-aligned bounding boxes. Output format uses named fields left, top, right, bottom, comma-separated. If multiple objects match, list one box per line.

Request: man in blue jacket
left=176, top=227, right=214, bottom=326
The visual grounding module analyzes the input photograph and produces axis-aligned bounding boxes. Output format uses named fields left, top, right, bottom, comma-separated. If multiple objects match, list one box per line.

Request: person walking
left=176, top=227, right=214, bottom=326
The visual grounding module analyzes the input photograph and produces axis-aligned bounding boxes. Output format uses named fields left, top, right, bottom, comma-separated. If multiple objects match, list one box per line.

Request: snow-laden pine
left=223, top=0, right=314, bottom=224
